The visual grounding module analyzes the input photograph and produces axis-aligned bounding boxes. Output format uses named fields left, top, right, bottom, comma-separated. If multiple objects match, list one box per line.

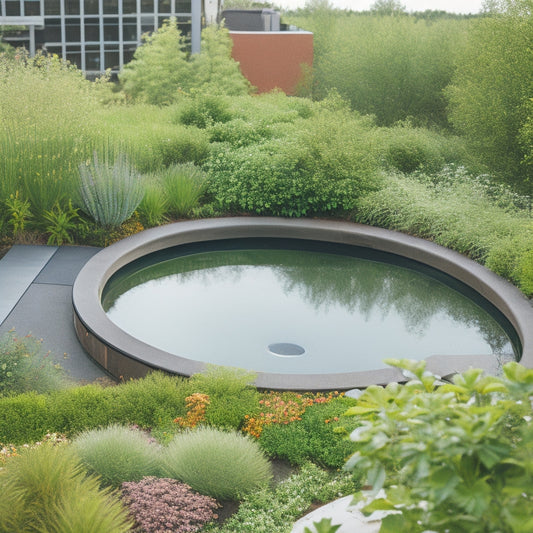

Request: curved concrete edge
left=72, top=217, right=533, bottom=391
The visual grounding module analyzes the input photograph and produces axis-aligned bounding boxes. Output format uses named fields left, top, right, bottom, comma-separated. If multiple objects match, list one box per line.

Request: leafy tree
left=293, top=13, right=467, bottom=126
left=119, top=17, right=192, bottom=105
left=370, top=0, right=407, bottom=15
left=446, top=0, right=533, bottom=193
left=519, top=97, right=533, bottom=178
left=120, top=20, right=250, bottom=104
left=190, top=24, right=251, bottom=96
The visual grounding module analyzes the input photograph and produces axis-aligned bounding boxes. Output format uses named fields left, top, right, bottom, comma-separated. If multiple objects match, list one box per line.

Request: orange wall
left=229, top=32, right=313, bottom=95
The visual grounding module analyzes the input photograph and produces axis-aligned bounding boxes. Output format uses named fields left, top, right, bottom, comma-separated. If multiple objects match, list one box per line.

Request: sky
left=275, top=0, right=485, bottom=14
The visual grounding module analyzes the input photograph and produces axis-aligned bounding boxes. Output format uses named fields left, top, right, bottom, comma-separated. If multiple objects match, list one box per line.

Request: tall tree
left=446, top=0, right=533, bottom=192
left=370, top=0, right=407, bottom=15
left=190, top=25, right=251, bottom=96
left=119, top=18, right=191, bottom=105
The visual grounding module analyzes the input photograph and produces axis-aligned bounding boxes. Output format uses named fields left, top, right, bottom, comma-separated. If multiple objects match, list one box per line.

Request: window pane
left=123, top=46, right=136, bottom=64
left=104, top=50, right=119, bottom=70
left=45, top=0, right=60, bottom=15
left=141, top=0, right=153, bottom=13
left=175, top=0, right=191, bottom=12
left=141, top=14, right=155, bottom=33
left=43, top=21, right=62, bottom=42
left=158, top=0, right=170, bottom=13
left=85, top=51, right=100, bottom=70
left=5, top=2, right=21, bottom=16
left=84, top=0, right=98, bottom=15
left=65, top=22, right=81, bottom=41
left=24, top=1, right=42, bottom=16
left=104, top=0, right=118, bottom=14
left=65, top=1, right=80, bottom=15
left=123, top=0, right=136, bottom=14
left=84, top=19, right=100, bottom=41
left=103, top=19, right=119, bottom=41
left=123, top=21, right=137, bottom=41
left=66, top=51, right=82, bottom=69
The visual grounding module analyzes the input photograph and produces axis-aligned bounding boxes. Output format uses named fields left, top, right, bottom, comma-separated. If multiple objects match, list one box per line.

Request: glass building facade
left=0, top=0, right=199, bottom=74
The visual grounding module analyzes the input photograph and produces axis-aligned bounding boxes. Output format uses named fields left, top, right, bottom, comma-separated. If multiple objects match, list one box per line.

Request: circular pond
left=73, top=218, right=533, bottom=390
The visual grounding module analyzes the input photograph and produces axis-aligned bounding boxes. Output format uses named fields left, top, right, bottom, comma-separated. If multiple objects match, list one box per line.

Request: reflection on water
left=103, top=246, right=517, bottom=374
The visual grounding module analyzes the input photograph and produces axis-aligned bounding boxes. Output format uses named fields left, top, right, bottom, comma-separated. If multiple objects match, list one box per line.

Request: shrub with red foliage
left=121, top=476, right=218, bottom=533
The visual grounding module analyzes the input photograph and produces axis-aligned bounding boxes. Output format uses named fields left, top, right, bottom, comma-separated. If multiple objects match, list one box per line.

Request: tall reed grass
left=0, top=52, right=97, bottom=215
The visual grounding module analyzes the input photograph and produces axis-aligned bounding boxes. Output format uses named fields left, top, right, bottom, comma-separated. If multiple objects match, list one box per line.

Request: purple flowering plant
left=121, top=476, right=219, bottom=533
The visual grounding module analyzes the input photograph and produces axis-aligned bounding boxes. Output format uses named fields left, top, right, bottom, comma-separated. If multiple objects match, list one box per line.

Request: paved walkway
left=0, top=245, right=109, bottom=382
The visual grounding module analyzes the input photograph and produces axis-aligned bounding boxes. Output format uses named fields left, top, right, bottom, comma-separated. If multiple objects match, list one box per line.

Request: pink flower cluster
left=121, top=476, right=218, bottom=533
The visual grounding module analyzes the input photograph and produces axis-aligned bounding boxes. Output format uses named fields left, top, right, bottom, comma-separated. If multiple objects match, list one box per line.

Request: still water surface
left=103, top=245, right=516, bottom=374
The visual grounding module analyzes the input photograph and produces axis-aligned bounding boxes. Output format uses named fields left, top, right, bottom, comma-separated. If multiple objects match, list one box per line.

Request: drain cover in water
left=268, top=343, right=305, bottom=357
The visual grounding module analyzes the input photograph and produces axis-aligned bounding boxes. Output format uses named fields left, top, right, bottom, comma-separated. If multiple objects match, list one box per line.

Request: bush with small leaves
left=154, top=126, right=210, bottom=166
left=207, top=462, right=361, bottom=533
left=178, top=94, right=233, bottom=129
left=72, top=424, right=160, bottom=487
left=259, top=397, right=358, bottom=468
left=122, top=476, right=219, bottom=533
left=162, top=426, right=272, bottom=500
left=0, top=330, right=70, bottom=396
left=188, top=366, right=259, bottom=429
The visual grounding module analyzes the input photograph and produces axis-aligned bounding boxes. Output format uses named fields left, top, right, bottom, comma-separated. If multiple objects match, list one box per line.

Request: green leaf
left=453, top=478, right=492, bottom=516
left=503, top=362, right=533, bottom=384
left=362, top=498, right=397, bottom=513
left=345, top=405, right=380, bottom=416
left=477, top=440, right=511, bottom=469
left=367, top=463, right=387, bottom=492
left=379, top=513, right=406, bottom=533
left=430, top=466, right=460, bottom=503
left=304, top=517, right=342, bottom=533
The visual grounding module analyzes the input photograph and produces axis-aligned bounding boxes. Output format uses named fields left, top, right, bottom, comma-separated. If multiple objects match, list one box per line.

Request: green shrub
left=177, top=94, right=233, bottom=129
left=188, top=366, right=259, bottom=429
left=292, top=11, right=467, bottom=127
left=0, top=392, right=51, bottom=444
left=381, top=125, right=446, bottom=174
left=154, top=126, right=210, bottom=166
left=112, top=371, right=193, bottom=429
left=0, top=444, right=132, bottom=533
left=78, top=152, right=144, bottom=229
left=0, top=330, right=70, bottom=396
left=48, top=384, right=117, bottom=435
left=161, top=163, right=207, bottom=218
left=485, top=225, right=533, bottom=297
left=0, top=373, right=194, bottom=445
left=208, top=118, right=268, bottom=147
left=517, top=248, right=533, bottom=295
left=344, top=359, right=533, bottom=533
left=206, top=462, right=361, bottom=533
left=162, top=426, right=272, bottom=500
left=259, top=397, right=358, bottom=468
left=355, top=171, right=530, bottom=262
left=206, top=109, right=380, bottom=217
left=72, top=424, right=160, bottom=487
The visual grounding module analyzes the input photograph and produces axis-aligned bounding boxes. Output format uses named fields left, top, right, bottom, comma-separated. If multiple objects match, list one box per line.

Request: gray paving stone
left=0, top=245, right=57, bottom=325
left=0, top=283, right=109, bottom=382
left=34, top=245, right=102, bottom=286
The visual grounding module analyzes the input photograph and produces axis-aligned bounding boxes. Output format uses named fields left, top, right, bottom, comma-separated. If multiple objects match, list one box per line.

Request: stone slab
left=34, top=245, right=102, bottom=285
left=0, top=245, right=57, bottom=325
left=0, top=283, right=109, bottom=382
